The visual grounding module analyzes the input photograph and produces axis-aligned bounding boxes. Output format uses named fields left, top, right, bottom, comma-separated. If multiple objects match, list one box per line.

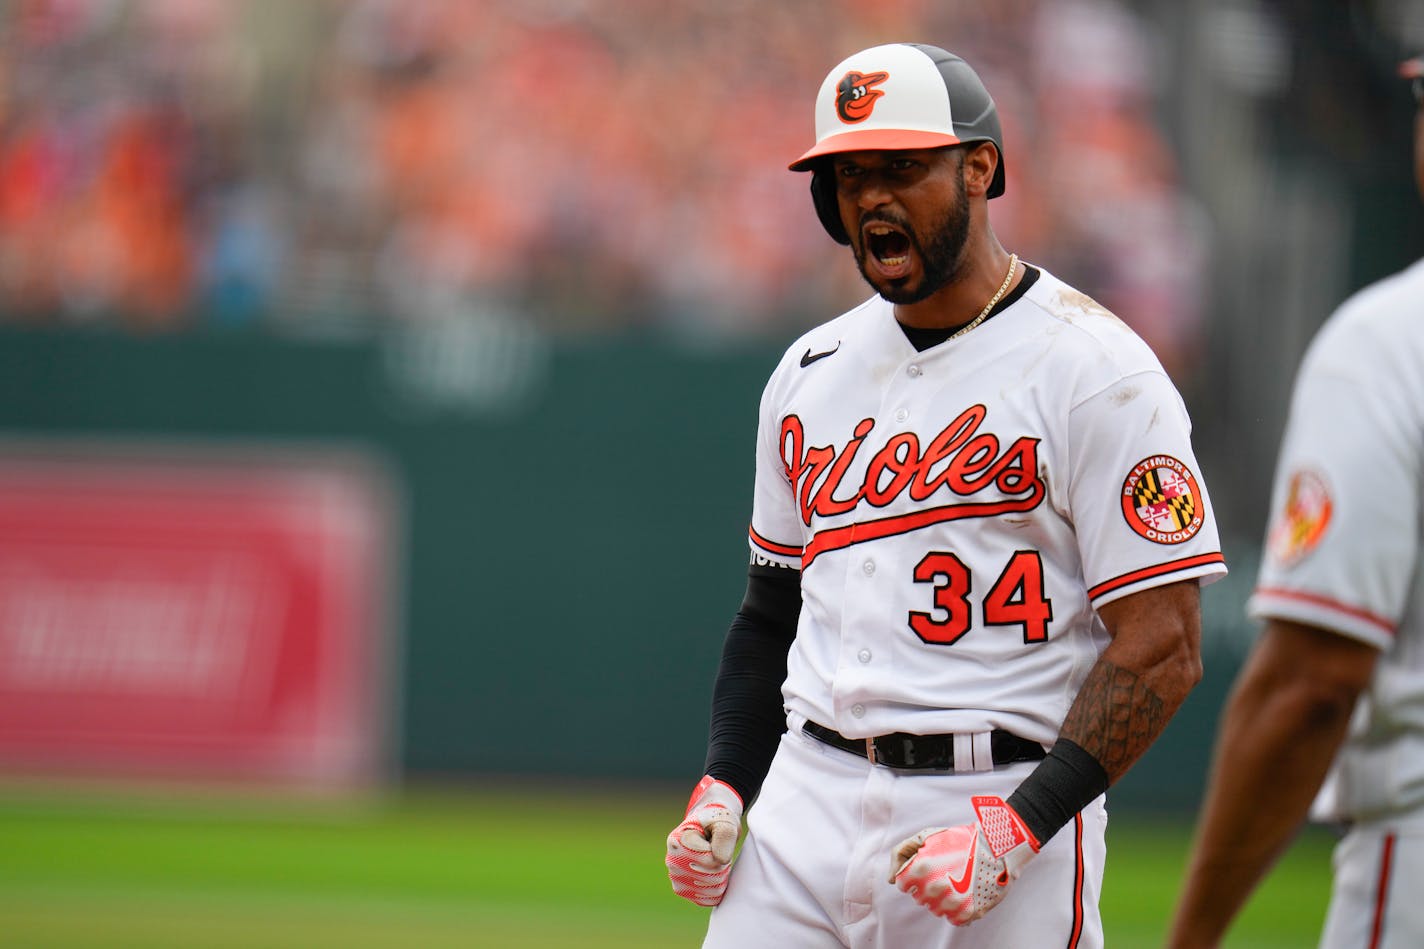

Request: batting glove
left=889, top=794, right=1040, bottom=926
left=666, top=775, right=744, bottom=906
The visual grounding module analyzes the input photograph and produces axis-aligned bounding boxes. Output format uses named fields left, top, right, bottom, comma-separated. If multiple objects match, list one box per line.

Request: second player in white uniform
left=667, top=43, right=1227, bottom=947
left=1167, top=54, right=1424, bottom=949
left=1257, top=249, right=1424, bottom=949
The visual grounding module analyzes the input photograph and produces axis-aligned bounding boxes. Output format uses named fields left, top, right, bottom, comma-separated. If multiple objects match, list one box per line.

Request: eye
left=836, top=163, right=864, bottom=179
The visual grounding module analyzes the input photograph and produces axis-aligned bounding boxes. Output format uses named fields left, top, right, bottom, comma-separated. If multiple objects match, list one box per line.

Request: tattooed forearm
left=1059, top=659, right=1168, bottom=784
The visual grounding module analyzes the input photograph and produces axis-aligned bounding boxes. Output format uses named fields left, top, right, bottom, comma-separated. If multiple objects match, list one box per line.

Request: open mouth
left=865, top=223, right=912, bottom=272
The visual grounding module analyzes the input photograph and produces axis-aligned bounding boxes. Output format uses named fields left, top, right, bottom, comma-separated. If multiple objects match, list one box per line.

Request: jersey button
left=862, top=560, right=875, bottom=576
left=907, top=365, right=922, bottom=377
left=851, top=704, right=866, bottom=718
left=895, top=408, right=909, bottom=422
left=858, top=649, right=872, bottom=664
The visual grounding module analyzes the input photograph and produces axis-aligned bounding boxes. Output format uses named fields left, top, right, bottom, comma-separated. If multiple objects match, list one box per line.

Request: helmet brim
left=788, top=128, right=963, bottom=171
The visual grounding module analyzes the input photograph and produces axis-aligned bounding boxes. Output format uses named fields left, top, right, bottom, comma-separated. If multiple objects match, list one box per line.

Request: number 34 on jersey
left=777, top=402, right=1054, bottom=648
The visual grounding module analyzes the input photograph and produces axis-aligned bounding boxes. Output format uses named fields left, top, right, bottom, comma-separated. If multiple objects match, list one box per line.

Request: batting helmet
left=790, top=44, right=1007, bottom=245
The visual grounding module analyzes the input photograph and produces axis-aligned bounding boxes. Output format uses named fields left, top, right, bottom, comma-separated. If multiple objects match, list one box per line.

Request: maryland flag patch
left=1266, top=468, right=1332, bottom=566
left=1121, top=455, right=1205, bottom=545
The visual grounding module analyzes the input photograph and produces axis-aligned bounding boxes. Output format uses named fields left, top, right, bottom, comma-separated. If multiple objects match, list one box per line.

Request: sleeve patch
left=1265, top=468, right=1333, bottom=567
left=1120, top=455, right=1206, bottom=545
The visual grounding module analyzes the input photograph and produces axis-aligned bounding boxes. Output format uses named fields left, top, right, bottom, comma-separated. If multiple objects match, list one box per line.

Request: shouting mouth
left=864, top=222, right=913, bottom=280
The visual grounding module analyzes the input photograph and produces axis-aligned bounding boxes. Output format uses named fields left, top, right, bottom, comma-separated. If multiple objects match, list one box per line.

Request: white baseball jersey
left=748, top=265, right=1227, bottom=746
left=1249, top=257, right=1424, bottom=827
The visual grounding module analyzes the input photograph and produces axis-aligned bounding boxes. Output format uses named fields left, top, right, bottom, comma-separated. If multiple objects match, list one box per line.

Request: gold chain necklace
left=947, top=253, right=1018, bottom=341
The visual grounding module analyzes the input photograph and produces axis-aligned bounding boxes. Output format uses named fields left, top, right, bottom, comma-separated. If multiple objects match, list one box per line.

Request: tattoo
left=1059, top=659, right=1167, bottom=783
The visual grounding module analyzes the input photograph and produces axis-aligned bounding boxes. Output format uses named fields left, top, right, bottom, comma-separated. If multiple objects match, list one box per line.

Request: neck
left=894, top=245, right=1020, bottom=330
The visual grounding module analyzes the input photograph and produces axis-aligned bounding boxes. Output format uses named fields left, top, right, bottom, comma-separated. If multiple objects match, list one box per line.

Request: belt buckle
left=865, top=737, right=877, bottom=765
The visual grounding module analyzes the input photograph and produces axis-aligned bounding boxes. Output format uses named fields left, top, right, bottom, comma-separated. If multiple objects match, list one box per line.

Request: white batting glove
left=666, top=775, right=744, bottom=906
left=889, top=794, right=1041, bottom=926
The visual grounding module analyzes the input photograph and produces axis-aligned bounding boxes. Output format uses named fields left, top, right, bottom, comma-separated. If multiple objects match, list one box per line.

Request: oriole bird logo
left=836, top=70, right=889, bottom=123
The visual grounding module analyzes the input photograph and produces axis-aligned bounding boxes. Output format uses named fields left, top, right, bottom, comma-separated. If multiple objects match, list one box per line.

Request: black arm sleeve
left=702, top=561, right=800, bottom=804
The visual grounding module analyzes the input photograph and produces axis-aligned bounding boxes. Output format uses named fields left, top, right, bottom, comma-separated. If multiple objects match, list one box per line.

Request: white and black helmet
left=790, top=43, right=1007, bottom=244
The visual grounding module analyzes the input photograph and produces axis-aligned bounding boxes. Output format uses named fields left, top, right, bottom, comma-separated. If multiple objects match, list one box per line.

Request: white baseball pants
left=702, top=717, right=1107, bottom=949
left=1318, top=821, right=1424, bottom=949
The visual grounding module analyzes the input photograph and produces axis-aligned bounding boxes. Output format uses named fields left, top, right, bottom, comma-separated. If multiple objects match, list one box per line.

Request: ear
left=961, top=142, right=1000, bottom=198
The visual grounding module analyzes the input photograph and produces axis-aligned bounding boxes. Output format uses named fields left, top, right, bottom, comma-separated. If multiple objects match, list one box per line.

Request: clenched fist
left=666, top=775, right=744, bottom=906
left=889, top=795, right=1040, bottom=926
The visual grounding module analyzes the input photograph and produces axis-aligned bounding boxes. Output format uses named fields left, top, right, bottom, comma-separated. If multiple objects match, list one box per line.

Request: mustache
left=858, top=211, right=913, bottom=233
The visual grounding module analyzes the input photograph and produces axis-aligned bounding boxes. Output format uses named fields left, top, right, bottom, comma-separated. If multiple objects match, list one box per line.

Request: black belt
left=803, top=720, right=1046, bottom=771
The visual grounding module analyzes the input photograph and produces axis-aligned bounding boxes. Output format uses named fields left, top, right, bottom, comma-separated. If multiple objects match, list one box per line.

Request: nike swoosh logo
left=947, top=839, right=978, bottom=895
left=800, top=342, right=840, bottom=367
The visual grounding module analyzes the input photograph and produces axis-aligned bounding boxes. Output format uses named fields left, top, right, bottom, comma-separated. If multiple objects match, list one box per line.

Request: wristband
left=1005, top=738, right=1109, bottom=845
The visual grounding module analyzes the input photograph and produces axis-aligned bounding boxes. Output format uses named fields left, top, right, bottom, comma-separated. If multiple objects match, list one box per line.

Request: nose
left=854, top=172, right=894, bottom=213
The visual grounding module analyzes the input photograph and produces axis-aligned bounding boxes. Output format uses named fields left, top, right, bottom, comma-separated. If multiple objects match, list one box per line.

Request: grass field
left=0, top=781, right=1334, bottom=948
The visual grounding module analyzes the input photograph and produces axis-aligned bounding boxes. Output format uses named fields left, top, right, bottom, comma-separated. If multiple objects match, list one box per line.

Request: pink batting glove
left=889, top=795, right=1040, bottom=926
left=666, top=775, right=744, bottom=906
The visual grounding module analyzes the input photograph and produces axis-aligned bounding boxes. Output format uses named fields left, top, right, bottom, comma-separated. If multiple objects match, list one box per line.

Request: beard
left=853, top=175, right=971, bottom=305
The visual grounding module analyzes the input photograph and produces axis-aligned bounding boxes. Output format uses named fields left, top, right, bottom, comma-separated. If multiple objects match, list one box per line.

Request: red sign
left=0, top=446, right=399, bottom=790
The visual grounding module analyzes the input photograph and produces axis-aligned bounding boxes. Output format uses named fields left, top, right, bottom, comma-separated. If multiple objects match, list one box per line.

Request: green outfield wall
left=0, top=324, right=1258, bottom=812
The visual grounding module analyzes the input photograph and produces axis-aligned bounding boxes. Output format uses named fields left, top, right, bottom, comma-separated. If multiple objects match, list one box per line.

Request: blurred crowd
left=0, top=0, right=1210, bottom=375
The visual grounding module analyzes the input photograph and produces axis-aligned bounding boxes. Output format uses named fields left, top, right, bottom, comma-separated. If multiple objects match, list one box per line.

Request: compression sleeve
left=703, top=562, right=800, bottom=804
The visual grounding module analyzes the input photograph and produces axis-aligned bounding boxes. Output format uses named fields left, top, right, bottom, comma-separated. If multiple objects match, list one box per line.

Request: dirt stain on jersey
left=1052, top=289, right=1124, bottom=326
left=1110, top=385, right=1141, bottom=406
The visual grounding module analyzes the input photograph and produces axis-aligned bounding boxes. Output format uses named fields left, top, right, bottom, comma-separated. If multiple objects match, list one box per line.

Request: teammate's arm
left=1164, top=618, right=1377, bottom=949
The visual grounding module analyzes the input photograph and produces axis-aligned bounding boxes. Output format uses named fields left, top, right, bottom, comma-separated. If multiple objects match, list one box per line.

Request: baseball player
left=1166, top=55, right=1424, bottom=949
left=665, top=43, right=1227, bottom=947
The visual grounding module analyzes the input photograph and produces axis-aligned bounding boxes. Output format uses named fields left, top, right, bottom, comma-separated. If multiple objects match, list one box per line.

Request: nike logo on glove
left=800, top=342, right=840, bottom=367
left=947, top=838, right=978, bottom=895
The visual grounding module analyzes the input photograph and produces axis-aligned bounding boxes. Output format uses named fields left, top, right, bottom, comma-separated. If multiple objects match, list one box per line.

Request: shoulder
left=1304, top=259, right=1424, bottom=374
left=1021, top=268, right=1157, bottom=355
left=1016, top=266, right=1173, bottom=398
left=1338, top=256, right=1424, bottom=317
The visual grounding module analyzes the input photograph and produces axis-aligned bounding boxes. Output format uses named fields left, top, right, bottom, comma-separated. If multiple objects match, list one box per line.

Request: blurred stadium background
left=0, top=0, right=1421, bottom=945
